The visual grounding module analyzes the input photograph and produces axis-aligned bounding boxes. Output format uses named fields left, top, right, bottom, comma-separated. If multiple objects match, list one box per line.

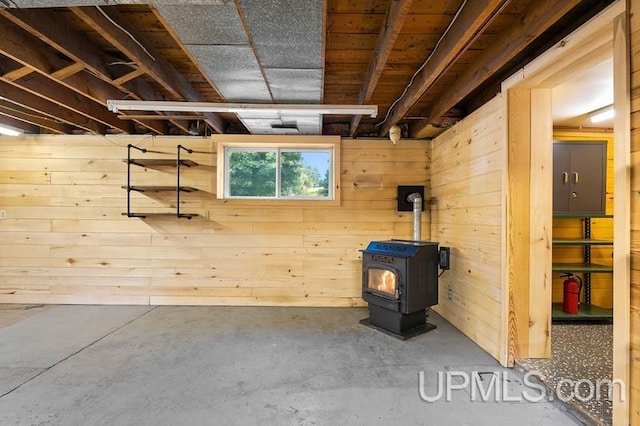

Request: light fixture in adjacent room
left=0, top=124, right=21, bottom=136
left=590, top=107, right=614, bottom=124
left=107, top=100, right=378, bottom=118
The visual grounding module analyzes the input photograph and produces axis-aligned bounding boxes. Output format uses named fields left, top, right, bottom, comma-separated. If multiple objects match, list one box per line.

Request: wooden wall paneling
left=502, top=87, right=553, bottom=363
left=0, top=134, right=429, bottom=308
left=0, top=171, right=51, bottom=184
left=506, top=88, right=532, bottom=365
left=430, top=95, right=505, bottom=363
left=528, top=88, right=552, bottom=358
left=614, top=3, right=632, bottom=424
left=0, top=294, right=150, bottom=305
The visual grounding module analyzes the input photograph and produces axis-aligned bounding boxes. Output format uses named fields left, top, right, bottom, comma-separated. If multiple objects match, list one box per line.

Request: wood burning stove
left=360, top=239, right=448, bottom=339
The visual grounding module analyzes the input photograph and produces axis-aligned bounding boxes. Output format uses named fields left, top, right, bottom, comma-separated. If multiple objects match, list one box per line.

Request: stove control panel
left=438, top=247, right=450, bottom=270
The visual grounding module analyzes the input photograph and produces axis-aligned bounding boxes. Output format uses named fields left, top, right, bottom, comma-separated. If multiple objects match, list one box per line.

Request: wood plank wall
left=0, top=135, right=430, bottom=307
left=630, top=0, right=640, bottom=420
left=551, top=131, right=614, bottom=308
left=429, top=96, right=504, bottom=362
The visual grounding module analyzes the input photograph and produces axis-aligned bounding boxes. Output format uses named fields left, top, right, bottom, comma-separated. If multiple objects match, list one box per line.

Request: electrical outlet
left=0, top=210, right=6, bottom=220
left=203, top=210, right=210, bottom=219
left=448, top=285, right=453, bottom=301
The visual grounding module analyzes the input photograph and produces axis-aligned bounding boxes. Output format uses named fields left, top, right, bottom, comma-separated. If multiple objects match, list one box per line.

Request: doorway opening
left=503, top=1, right=629, bottom=423
left=517, top=57, right=615, bottom=424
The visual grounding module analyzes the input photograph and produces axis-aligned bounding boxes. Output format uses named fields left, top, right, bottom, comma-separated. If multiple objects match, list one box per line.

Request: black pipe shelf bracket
left=122, top=143, right=199, bottom=219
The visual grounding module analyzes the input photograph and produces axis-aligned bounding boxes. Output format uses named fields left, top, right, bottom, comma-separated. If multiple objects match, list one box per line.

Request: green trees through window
left=228, top=151, right=276, bottom=196
left=226, top=148, right=331, bottom=199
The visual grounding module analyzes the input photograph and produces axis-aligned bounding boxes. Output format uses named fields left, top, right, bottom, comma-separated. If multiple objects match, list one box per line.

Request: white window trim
left=215, top=135, right=341, bottom=206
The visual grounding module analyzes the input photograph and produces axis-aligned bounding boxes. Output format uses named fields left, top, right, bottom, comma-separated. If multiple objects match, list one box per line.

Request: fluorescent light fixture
left=0, top=124, right=21, bottom=136
left=107, top=100, right=378, bottom=118
left=590, top=107, right=614, bottom=123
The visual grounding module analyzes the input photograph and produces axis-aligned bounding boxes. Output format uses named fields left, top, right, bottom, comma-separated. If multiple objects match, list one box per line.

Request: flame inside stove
left=368, top=268, right=397, bottom=296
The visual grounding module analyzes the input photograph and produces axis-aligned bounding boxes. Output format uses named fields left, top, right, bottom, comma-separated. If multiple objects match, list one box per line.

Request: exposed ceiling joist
left=69, top=6, right=225, bottom=134
left=0, top=8, right=160, bottom=102
left=113, top=68, right=145, bottom=85
left=2, top=66, right=33, bottom=82
left=50, top=63, right=86, bottom=80
left=0, top=9, right=167, bottom=134
left=70, top=6, right=184, bottom=100
left=0, top=111, right=39, bottom=134
left=349, top=0, right=414, bottom=136
left=0, top=7, right=181, bottom=135
left=118, top=114, right=206, bottom=121
left=0, top=1, right=614, bottom=137
left=0, top=100, right=72, bottom=134
left=0, top=8, right=117, bottom=85
left=1, top=70, right=131, bottom=132
left=0, top=18, right=142, bottom=133
left=0, top=80, right=106, bottom=134
left=379, top=0, right=508, bottom=137
left=411, top=0, right=582, bottom=138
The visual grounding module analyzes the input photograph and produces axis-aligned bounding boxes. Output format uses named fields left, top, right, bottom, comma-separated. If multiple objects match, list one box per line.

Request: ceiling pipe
left=407, top=192, right=422, bottom=241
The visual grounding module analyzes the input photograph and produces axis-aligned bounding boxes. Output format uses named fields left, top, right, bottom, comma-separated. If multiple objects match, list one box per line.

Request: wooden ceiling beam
left=379, top=0, right=508, bottom=137
left=349, top=0, right=414, bottom=136
left=113, top=68, right=145, bottom=85
left=70, top=6, right=185, bottom=100
left=118, top=114, right=207, bottom=121
left=0, top=101, right=70, bottom=134
left=0, top=16, right=167, bottom=135
left=2, top=72, right=131, bottom=133
left=70, top=6, right=225, bottom=134
left=50, top=62, right=86, bottom=80
left=0, top=10, right=170, bottom=123
left=0, top=113, right=39, bottom=134
left=0, top=9, right=117, bottom=84
left=411, top=0, right=581, bottom=138
left=0, top=25, right=131, bottom=134
left=2, top=7, right=223, bottom=135
left=169, top=119, right=191, bottom=133
left=130, top=118, right=169, bottom=135
left=2, top=66, right=34, bottom=82
left=0, top=81, right=106, bottom=134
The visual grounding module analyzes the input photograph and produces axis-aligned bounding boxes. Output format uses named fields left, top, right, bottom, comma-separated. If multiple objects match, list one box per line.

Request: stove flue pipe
left=407, top=192, right=422, bottom=241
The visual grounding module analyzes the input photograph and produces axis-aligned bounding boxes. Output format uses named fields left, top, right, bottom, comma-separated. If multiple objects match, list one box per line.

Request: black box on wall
left=397, top=185, right=424, bottom=212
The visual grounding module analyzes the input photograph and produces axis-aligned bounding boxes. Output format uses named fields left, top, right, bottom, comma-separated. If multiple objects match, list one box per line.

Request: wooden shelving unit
left=122, top=144, right=199, bottom=219
left=551, top=214, right=613, bottom=321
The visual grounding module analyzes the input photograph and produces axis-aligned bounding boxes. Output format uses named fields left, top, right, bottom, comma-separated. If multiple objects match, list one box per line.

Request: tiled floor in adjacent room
left=0, top=305, right=583, bottom=425
left=517, top=322, right=613, bottom=425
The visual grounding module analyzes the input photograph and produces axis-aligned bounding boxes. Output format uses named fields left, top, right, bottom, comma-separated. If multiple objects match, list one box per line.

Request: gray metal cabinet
left=552, top=141, right=606, bottom=215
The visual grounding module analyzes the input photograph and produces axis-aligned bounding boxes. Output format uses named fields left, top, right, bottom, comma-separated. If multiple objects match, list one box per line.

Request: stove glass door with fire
left=365, top=263, right=401, bottom=300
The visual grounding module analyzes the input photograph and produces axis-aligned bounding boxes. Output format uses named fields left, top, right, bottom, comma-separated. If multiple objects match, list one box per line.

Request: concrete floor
left=0, top=305, right=582, bottom=425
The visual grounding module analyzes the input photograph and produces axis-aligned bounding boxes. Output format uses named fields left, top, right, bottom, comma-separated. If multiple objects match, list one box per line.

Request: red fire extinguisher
left=562, top=273, right=583, bottom=314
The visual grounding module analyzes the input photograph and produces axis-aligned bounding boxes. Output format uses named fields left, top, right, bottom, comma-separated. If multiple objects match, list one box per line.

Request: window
left=216, top=136, right=339, bottom=202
